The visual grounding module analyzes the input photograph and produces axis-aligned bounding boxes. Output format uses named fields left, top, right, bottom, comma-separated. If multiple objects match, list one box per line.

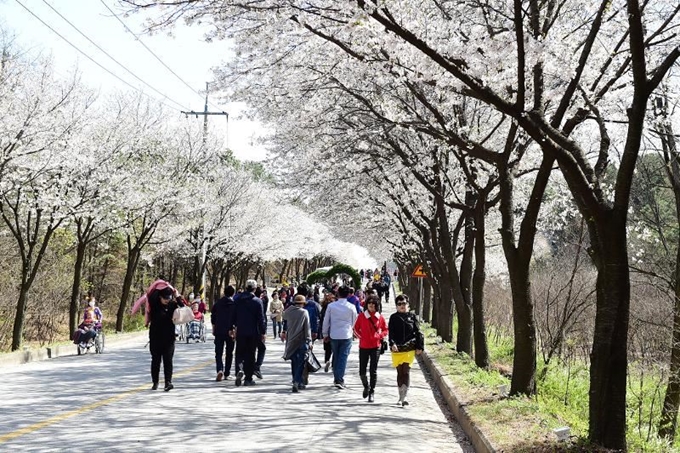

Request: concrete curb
left=419, top=350, right=497, bottom=453
left=0, top=330, right=148, bottom=369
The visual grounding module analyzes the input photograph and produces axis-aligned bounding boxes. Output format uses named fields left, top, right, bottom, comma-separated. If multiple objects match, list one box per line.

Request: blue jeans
left=330, top=338, right=352, bottom=384
left=291, top=344, right=308, bottom=386
left=272, top=321, right=282, bottom=338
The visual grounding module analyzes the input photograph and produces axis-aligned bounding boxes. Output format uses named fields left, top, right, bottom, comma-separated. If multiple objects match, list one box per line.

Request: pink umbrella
left=131, top=280, right=175, bottom=314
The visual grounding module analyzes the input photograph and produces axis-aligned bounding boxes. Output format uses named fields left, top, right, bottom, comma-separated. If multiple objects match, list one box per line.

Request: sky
left=0, top=0, right=269, bottom=162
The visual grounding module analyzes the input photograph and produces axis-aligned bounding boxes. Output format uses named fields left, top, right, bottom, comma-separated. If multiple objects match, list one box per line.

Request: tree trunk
left=180, top=262, right=187, bottom=295
left=659, top=117, right=680, bottom=441
left=116, top=245, right=141, bottom=332
left=10, top=222, right=61, bottom=351
left=69, top=239, right=88, bottom=335
left=192, top=253, right=201, bottom=295
left=472, top=199, right=489, bottom=368
left=460, top=196, right=475, bottom=355
left=423, top=278, right=432, bottom=323
left=588, top=212, right=629, bottom=450
left=498, top=149, right=552, bottom=396
left=279, top=259, right=289, bottom=283
left=430, top=277, right=440, bottom=331
left=413, top=277, right=422, bottom=318
left=11, top=280, right=30, bottom=351
left=659, top=246, right=680, bottom=440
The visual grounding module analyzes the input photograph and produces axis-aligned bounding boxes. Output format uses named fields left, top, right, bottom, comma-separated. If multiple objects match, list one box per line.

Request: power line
left=37, top=0, right=188, bottom=111
left=14, top=0, right=183, bottom=113
left=15, top=0, right=183, bottom=112
left=99, top=0, right=224, bottom=112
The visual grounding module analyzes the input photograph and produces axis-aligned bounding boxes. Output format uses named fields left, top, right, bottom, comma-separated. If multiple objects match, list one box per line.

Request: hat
left=159, top=287, right=174, bottom=299
left=245, top=279, right=258, bottom=291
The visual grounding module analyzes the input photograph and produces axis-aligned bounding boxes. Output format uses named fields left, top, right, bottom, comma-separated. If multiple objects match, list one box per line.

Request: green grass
left=424, top=324, right=680, bottom=452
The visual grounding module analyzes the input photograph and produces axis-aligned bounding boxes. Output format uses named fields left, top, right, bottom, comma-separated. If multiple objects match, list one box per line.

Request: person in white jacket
left=322, top=286, right=358, bottom=389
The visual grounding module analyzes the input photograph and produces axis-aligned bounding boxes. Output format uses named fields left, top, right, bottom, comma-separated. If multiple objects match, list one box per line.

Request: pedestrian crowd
left=133, top=270, right=424, bottom=406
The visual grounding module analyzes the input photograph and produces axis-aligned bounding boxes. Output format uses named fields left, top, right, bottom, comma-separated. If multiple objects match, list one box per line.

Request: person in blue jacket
left=231, top=280, right=266, bottom=387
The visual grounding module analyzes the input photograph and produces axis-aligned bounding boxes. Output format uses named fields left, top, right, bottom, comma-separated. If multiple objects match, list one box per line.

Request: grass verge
left=424, top=325, right=677, bottom=452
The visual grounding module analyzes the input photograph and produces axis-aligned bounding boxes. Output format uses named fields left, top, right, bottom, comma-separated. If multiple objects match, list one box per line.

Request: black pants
left=235, top=335, right=259, bottom=381
left=256, top=338, right=266, bottom=370
left=323, top=340, right=332, bottom=363
left=150, top=342, right=175, bottom=385
left=215, top=335, right=235, bottom=376
left=359, top=347, right=380, bottom=390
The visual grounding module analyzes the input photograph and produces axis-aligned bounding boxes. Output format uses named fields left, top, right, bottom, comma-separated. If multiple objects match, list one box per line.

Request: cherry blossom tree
left=122, top=1, right=680, bottom=446
left=0, top=53, right=96, bottom=350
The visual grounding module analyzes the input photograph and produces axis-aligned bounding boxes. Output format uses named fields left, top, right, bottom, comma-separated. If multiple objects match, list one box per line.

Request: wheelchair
left=185, top=319, right=206, bottom=343
left=76, top=324, right=105, bottom=355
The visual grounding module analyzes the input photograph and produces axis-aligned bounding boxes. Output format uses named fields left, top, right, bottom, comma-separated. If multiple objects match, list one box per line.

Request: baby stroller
left=74, top=323, right=105, bottom=355
left=185, top=319, right=205, bottom=343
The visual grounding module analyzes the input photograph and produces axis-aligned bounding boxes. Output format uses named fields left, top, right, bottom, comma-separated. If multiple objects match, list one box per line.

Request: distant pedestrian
left=254, top=287, right=268, bottom=379
left=231, top=280, right=266, bottom=387
left=382, top=274, right=391, bottom=303
left=347, top=287, right=362, bottom=314
left=283, top=295, right=311, bottom=393
left=212, top=285, right=236, bottom=381
left=388, top=295, right=424, bottom=406
left=322, top=286, right=358, bottom=389
left=269, top=292, right=284, bottom=338
left=353, top=296, right=387, bottom=403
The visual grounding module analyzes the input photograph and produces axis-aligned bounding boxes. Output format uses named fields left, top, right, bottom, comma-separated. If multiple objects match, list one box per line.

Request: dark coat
left=148, top=291, right=183, bottom=348
left=233, top=292, right=266, bottom=338
left=388, top=312, right=424, bottom=350
left=211, top=296, right=235, bottom=339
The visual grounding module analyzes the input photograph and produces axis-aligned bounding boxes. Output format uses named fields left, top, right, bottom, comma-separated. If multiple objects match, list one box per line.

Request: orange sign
left=411, top=265, right=427, bottom=278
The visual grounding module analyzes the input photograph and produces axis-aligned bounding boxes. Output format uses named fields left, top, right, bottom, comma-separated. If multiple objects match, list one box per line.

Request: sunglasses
left=396, top=302, right=407, bottom=306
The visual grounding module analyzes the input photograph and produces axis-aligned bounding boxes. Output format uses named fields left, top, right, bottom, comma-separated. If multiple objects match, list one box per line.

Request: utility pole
left=181, top=82, right=229, bottom=302
left=181, top=82, right=230, bottom=147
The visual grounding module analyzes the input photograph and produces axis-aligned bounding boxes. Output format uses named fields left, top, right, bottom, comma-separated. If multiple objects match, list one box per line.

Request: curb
left=419, top=350, right=497, bottom=453
left=0, top=330, right=148, bottom=369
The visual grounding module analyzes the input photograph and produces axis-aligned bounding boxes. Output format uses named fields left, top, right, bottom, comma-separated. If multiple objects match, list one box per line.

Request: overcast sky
left=1, top=0, right=269, bottom=162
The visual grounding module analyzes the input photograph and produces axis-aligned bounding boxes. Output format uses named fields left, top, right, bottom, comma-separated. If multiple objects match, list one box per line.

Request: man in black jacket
left=212, top=285, right=236, bottom=381
left=231, top=280, right=266, bottom=387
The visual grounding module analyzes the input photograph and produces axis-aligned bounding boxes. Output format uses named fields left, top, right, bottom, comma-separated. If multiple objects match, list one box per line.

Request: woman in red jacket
left=353, top=295, right=388, bottom=402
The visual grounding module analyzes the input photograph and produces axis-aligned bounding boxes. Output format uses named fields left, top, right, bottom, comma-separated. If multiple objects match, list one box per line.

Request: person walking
left=388, top=294, right=424, bottom=406
left=322, top=286, right=358, bottom=389
left=147, top=285, right=185, bottom=391
left=269, top=292, right=284, bottom=338
left=212, top=285, right=237, bottom=381
left=319, top=291, right=335, bottom=372
left=283, top=295, right=312, bottom=393
left=301, top=289, right=321, bottom=385
left=353, top=295, right=388, bottom=402
left=254, top=287, right=268, bottom=379
left=347, top=287, right=362, bottom=314
left=231, top=280, right=266, bottom=387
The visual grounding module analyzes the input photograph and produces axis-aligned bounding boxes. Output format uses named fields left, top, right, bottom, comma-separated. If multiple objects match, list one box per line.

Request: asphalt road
left=0, top=316, right=471, bottom=452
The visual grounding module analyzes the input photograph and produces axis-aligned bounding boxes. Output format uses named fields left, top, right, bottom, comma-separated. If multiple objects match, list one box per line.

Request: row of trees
left=0, top=36, right=374, bottom=353
left=123, top=0, right=680, bottom=449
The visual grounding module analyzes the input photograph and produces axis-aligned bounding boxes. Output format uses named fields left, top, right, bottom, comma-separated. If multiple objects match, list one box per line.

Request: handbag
left=305, top=348, right=322, bottom=373
left=172, top=306, right=195, bottom=325
left=380, top=339, right=388, bottom=355
left=366, top=314, right=387, bottom=355
left=397, top=338, right=417, bottom=352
